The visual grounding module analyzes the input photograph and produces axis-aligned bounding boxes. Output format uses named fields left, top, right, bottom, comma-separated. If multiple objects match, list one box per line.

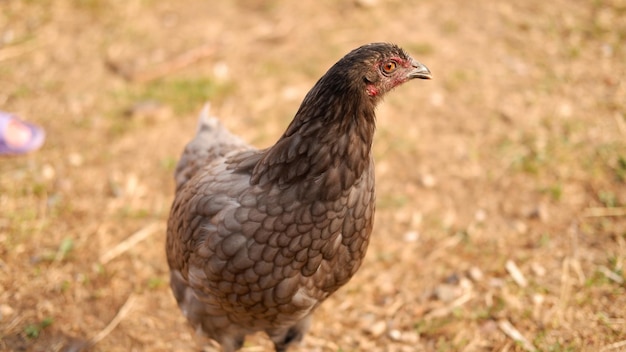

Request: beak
left=408, top=60, right=432, bottom=80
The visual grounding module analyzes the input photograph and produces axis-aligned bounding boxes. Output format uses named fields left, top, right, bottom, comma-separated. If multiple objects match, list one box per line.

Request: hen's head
left=328, top=42, right=432, bottom=100
left=253, top=43, right=431, bottom=193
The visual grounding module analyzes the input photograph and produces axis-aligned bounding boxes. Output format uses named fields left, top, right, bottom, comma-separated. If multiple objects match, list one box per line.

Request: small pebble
left=469, top=266, right=484, bottom=282
left=355, top=0, right=378, bottom=7
left=475, top=209, right=487, bottom=223
left=388, top=329, right=402, bottom=341
left=365, top=320, right=387, bottom=338
left=403, top=231, right=419, bottom=243
left=42, top=164, right=55, bottom=180
left=459, top=277, right=473, bottom=291
left=68, top=153, right=83, bottom=167
left=434, top=283, right=462, bottom=302
left=213, top=61, right=230, bottom=81
left=0, top=304, right=14, bottom=320
left=420, top=174, right=436, bottom=188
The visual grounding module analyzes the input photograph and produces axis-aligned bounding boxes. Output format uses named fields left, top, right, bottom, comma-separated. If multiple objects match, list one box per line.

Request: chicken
left=166, top=43, right=432, bottom=351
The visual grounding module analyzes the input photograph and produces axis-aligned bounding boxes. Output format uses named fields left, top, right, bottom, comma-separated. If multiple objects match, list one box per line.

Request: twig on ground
left=0, top=41, right=39, bottom=62
left=505, top=260, right=527, bottom=287
left=460, top=337, right=483, bottom=352
left=614, top=113, right=626, bottom=137
left=584, top=207, right=626, bottom=217
left=601, top=339, right=626, bottom=352
left=598, top=265, right=625, bottom=284
left=426, top=232, right=463, bottom=260
left=3, top=315, right=24, bottom=335
left=568, top=225, right=586, bottom=285
left=424, top=291, right=473, bottom=320
left=87, top=294, right=137, bottom=348
left=303, top=335, right=340, bottom=351
left=99, top=222, right=162, bottom=264
left=558, top=258, right=572, bottom=323
left=106, top=44, right=216, bottom=83
left=570, top=258, right=586, bottom=285
left=0, top=258, right=8, bottom=274
left=497, top=319, right=537, bottom=352
left=240, top=347, right=269, bottom=352
left=386, top=298, right=406, bottom=318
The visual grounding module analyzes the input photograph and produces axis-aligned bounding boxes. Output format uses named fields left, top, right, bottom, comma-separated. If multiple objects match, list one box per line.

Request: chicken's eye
left=381, top=61, right=397, bottom=74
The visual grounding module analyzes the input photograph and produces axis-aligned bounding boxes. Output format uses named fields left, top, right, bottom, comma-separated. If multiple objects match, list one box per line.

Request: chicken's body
left=166, top=43, right=431, bottom=351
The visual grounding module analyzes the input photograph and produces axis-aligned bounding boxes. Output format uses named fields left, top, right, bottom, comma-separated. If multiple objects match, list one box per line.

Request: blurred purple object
left=0, top=111, right=45, bottom=155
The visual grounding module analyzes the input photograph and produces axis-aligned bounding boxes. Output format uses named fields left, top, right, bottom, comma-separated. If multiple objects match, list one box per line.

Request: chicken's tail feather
left=174, top=102, right=251, bottom=191
left=196, top=103, right=221, bottom=134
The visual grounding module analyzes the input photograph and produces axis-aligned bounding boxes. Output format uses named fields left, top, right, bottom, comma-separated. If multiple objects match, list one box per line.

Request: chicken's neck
left=252, top=84, right=377, bottom=201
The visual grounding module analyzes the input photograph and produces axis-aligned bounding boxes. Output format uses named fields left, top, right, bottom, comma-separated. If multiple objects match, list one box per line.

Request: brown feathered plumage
left=166, top=43, right=431, bottom=351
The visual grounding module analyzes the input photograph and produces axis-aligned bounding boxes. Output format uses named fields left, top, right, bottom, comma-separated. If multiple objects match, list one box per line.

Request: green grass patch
left=615, top=155, right=626, bottom=182
left=139, top=78, right=234, bottom=114
left=598, top=190, right=619, bottom=207
left=24, top=317, right=53, bottom=339
left=111, top=77, right=235, bottom=127
left=160, top=156, right=178, bottom=171
left=147, top=277, right=165, bottom=289
left=541, top=183, right=563, bottom=201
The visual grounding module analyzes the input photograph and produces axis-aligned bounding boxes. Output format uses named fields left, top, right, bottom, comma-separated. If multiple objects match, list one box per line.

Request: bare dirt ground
left=1, top=0, right=625, bottom=351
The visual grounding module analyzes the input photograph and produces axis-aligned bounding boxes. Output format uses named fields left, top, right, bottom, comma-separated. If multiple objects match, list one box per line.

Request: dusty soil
left=1, top=0, right=625, bottom=351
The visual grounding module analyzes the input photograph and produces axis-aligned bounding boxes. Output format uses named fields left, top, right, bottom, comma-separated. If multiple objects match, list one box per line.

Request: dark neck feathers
left=251, top=67, right=377, bottom=201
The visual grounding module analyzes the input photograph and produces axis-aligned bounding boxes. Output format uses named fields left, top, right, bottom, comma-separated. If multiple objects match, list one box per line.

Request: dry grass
left=1, top=0, right=625, bottom=351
